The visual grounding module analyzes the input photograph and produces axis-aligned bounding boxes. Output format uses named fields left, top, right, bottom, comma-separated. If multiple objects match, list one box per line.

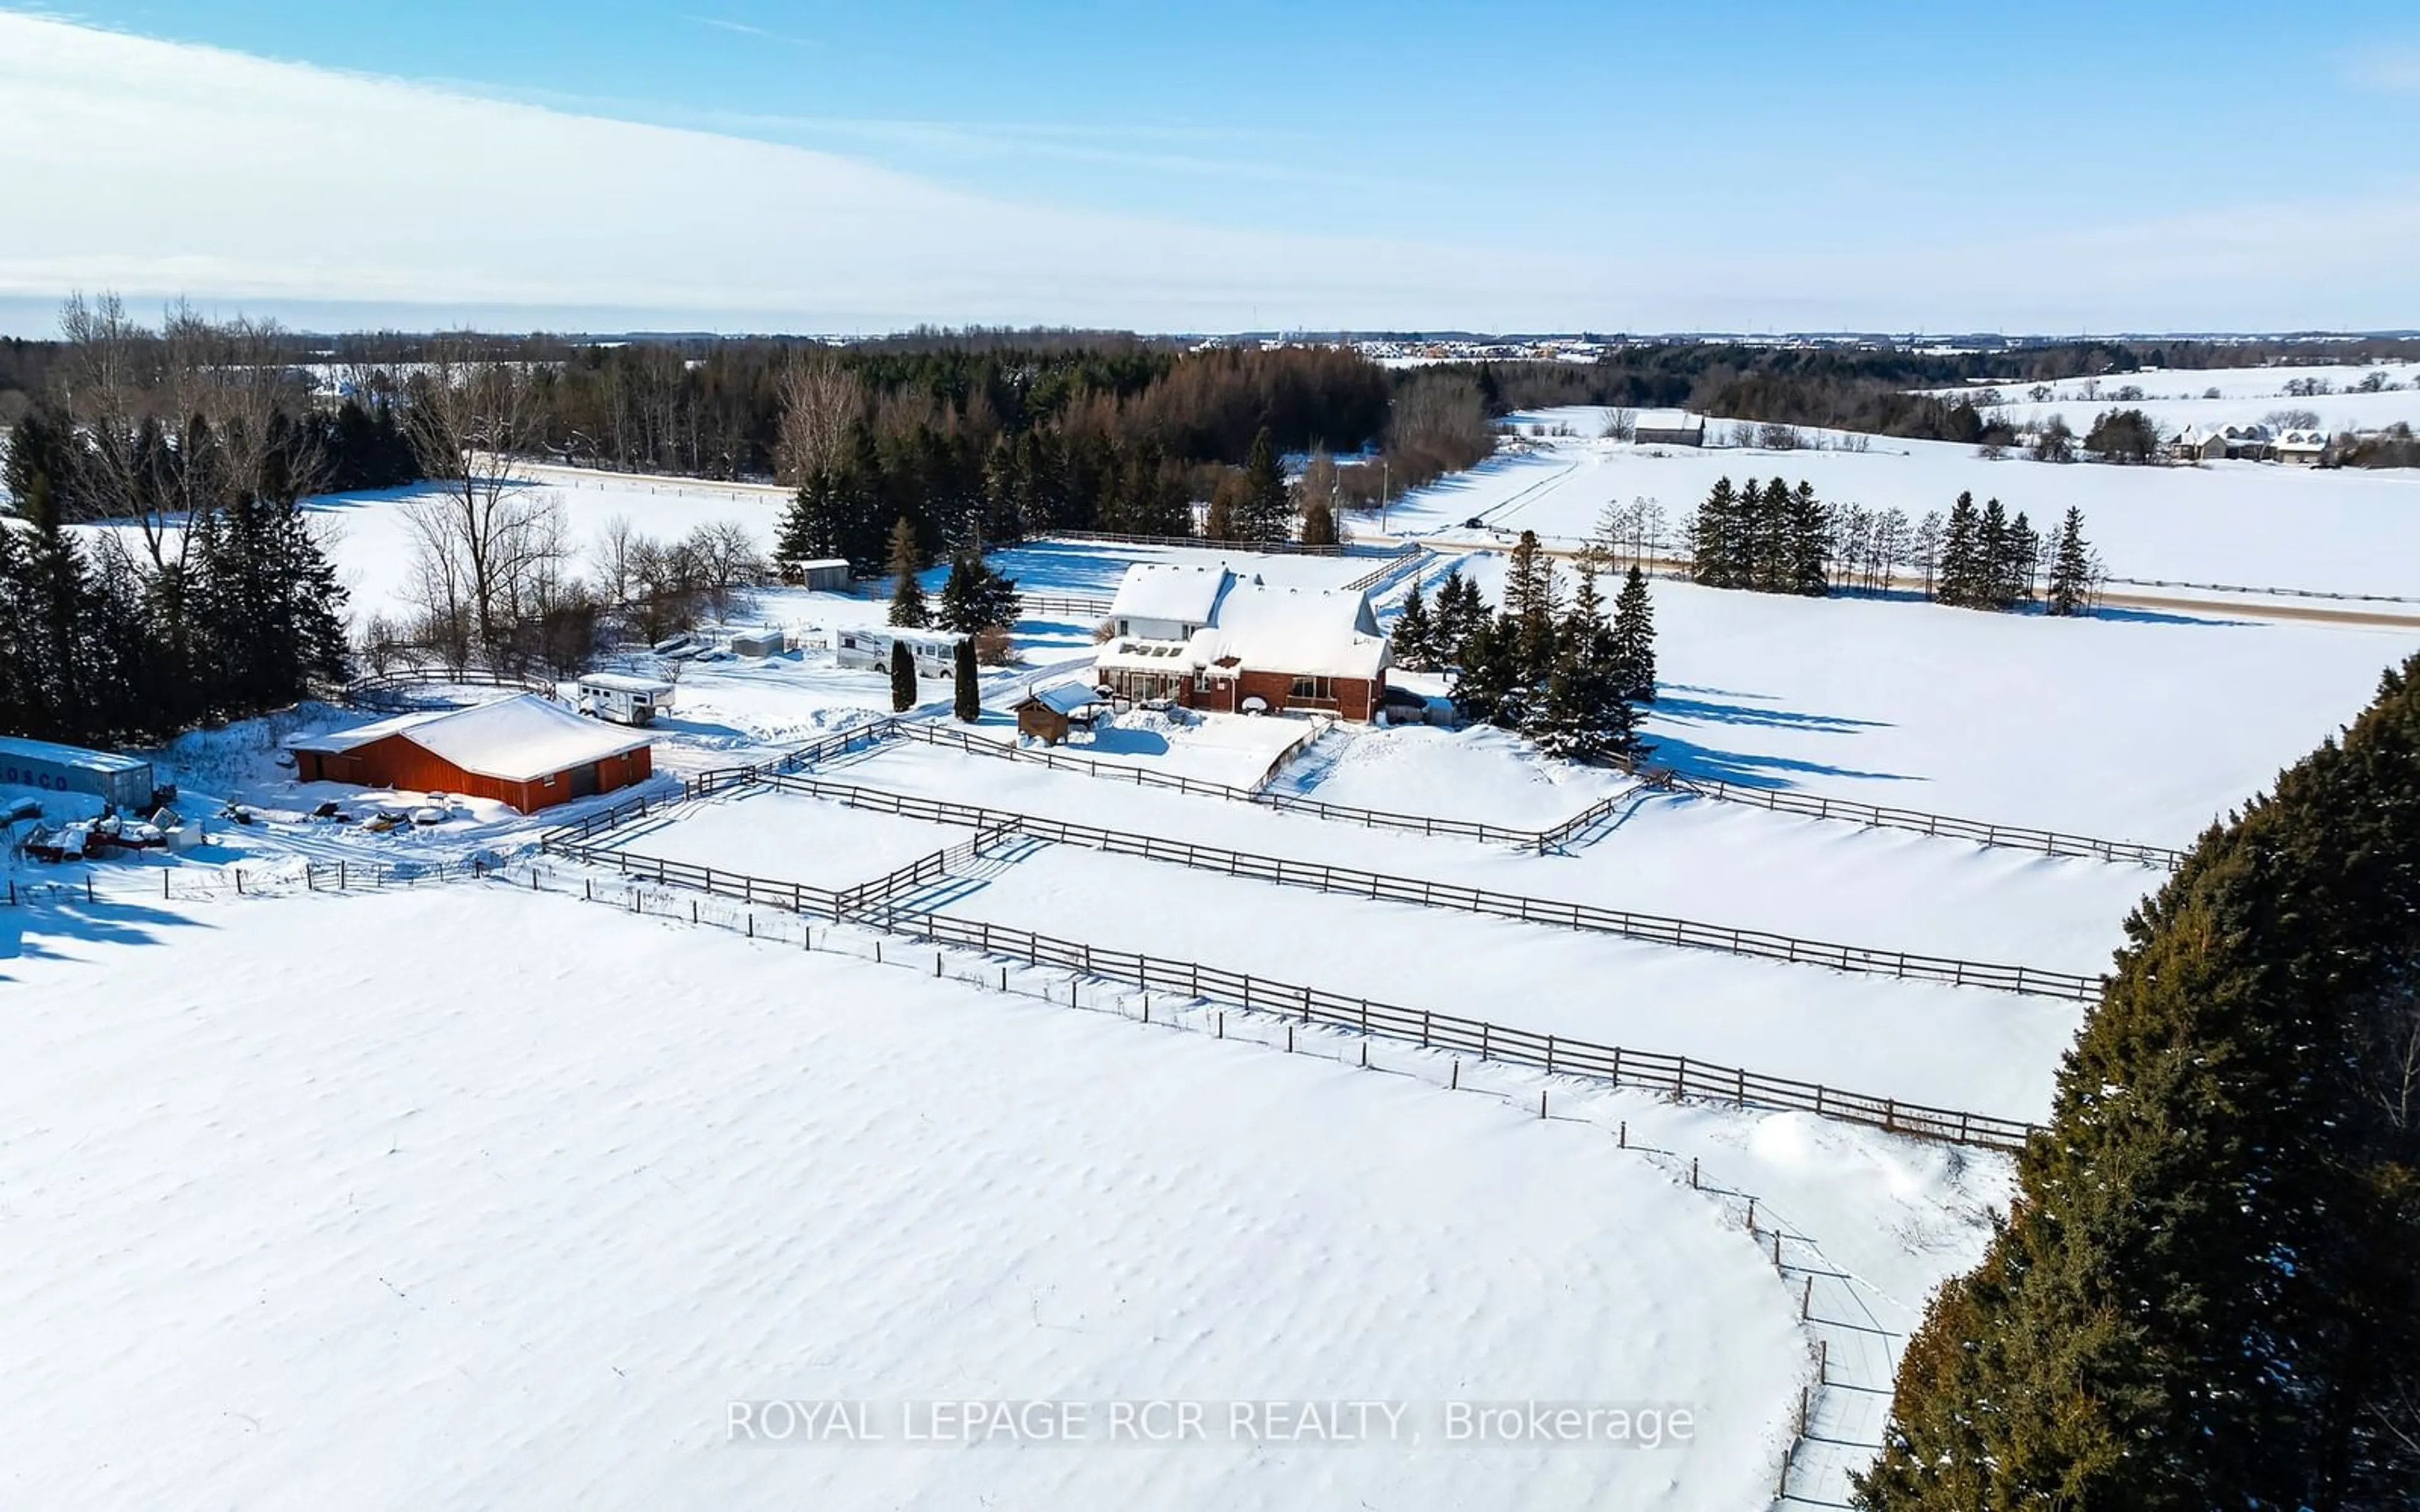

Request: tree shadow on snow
left=0, top=887, right=214, bottom=982
left=1639, top=726, right=1922, bottom=790
left=1648, top=692, right=1892, bottom=736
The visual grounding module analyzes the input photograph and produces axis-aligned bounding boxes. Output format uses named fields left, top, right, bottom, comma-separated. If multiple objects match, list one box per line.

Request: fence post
left=235, top=869, right=243, bottom=895
left=1690, top=1158, right=1698, bottom=1189
left=1618, top=1120, right=1625, bottom=1148
left=1538, top=1090, right=1547, bottom=1120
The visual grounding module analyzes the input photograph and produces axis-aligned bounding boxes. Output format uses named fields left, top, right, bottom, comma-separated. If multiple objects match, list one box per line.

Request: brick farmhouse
left=1093, top=564, right=1392, bottom=721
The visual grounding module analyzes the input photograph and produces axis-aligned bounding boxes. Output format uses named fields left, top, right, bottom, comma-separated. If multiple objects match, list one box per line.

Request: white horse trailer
left=576, top=673, right=677, bottom=727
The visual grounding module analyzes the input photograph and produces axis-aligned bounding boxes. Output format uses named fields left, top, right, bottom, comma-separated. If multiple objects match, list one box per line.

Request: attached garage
left=289, top=695, right=653, bottom=813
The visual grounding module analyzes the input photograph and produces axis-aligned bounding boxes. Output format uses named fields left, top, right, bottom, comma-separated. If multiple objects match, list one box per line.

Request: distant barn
left=288, top=695, right=652, bottom=813
left=1632, top=409, right=1706, bottom=447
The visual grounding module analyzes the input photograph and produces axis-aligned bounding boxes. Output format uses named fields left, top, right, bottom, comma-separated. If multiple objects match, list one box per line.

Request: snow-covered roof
left=793, top=558, right=850, bottom=572
left=577, top=672, right=675, bottom=695
left=293, top=696, right=647, bottom=780
left=404, top=696, right=650, bottom=781
left=1098, top=581, right=1387, bottom=683
left=1633, top=408, right=1703, bottom=433
left=1198, top=581, right=1387, bottom=680
left=0, top=733, right=151, bottom=775
left=285, top=709, right=445, bottom=755
left=1109, top=563, right=1232, bottom=626
left=1020, top=682, right=1102, bottom=716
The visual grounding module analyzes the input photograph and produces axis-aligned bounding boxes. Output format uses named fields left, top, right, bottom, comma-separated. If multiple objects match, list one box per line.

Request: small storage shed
left=1632, top=409, right=1707, bottom=447
left=1014, top=683, right=1102, bottom=747
left=287, top=695, right=653, bottom=813
left=790, top=558, right=852, bottom=592
left=0, top=734, right=156, bottom=809
left=729, top=627, right=786, bottom=658
left=576, top=672, right=676, bottom=727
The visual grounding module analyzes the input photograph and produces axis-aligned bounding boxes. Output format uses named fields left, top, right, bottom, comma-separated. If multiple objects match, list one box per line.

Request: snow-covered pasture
left=1387, top=408, right=2420, bottom=598
left=1, top=882, right=1859, bottom=1509
left=1918, top=359, right=2420, bottom=438
left=1389, top=558, right=2414, bottom=843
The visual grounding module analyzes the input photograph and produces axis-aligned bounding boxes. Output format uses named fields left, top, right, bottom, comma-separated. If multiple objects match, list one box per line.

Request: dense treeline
left=1858, top=654, right=2420, bottom=1509
left=2, top=414, right=350, bottom=745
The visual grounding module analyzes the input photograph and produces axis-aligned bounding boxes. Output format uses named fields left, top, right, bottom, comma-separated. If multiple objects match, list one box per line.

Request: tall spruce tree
left=1787, top=481, right=1830, bottom=596
left=1391, top=584, right=1435, bottom=672
left=1977, top=497, right=2012, bottom=610
left=885, top=517, right=930, bottom=628
left=2047, top=506, right=2094, bottom=616
left=935, top=552, right=1020, bottom=635
left=1689, top=477, right=1741, bottom=587
left=951, top=637, right=980, bottom=722
left=1611, top=566, right=1657, bottom=703
left=1240, top=427, right=1290, bottom=542
left=1448, top=614, right=1520, bottom=728
left=1937, top=493, right=1982, bottom=607
left=888, top=638, right=918, bottom=713
left=1859, top=656, right=2420, bottom=1510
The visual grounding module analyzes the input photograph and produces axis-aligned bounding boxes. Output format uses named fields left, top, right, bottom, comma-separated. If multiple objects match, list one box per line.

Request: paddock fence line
left=1646, top=766, right=2187, bottom=871
left=1039, top=529, right=1357, bottom=557
left=733, top=770, right=2097, bottom=1002
left=342, top=667, right=560, bottom=711
left=2100, top=575, right=2420, bottom=606
left=511, top=846, right=2041, bottom=1152
left=1339, top=542, right=1428, bottom=595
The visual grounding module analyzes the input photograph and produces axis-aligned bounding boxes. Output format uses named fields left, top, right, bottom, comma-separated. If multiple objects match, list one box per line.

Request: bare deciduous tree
left=773, top=350, right=864, bottom=486
left=402, top=347, right=560, bottom=655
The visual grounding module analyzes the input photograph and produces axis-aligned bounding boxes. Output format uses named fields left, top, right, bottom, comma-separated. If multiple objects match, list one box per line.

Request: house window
left=1118, top=620, right=1130, bottom=636
left=1289, top=675, right=1334, bottom=702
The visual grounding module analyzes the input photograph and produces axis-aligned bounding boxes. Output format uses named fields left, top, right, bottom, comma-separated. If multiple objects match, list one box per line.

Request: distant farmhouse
left=1094, top=564, right=1392, bottom=720
left=1632, top=409, right=1706, bottom=447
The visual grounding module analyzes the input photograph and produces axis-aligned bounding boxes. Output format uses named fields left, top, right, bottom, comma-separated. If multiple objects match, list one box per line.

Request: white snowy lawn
left=1395, top=561, right=2412, bottom=842
left=1, top=884, right=1814, bottom=1511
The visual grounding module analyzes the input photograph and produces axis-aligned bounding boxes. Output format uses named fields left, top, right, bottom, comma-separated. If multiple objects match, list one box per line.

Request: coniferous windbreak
left=1857, top=657, right=2420, bottom=1510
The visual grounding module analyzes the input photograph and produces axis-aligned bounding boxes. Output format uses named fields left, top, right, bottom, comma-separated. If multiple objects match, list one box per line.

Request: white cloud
left=2, top=13, right=2417, bottom=335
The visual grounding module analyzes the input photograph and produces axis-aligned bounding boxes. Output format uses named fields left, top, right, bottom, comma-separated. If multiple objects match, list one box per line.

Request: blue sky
left=5, top=3, right=2420, bottom=333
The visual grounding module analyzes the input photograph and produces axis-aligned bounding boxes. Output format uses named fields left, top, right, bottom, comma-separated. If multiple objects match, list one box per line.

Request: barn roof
left=577, top=672, right=676, bottom=695
left=1109, top=563, right=1232, bottom=626
left=402, top=695, right=650, bottom=782
left=1633, top=408, right=1703, bottom=434
left=291, top=695, right=647, bottom=781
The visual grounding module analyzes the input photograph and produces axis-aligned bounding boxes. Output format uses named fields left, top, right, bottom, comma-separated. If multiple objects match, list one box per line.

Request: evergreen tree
left=952, top=636, right=980, bottom=722
left=1240, top=427, right=1290, bottom=542
left=1611, top=566, right=1657, bottom=703
left=1787, top=481, right=1830, bottom=596
left=1390, top=584, right=1435, bottom=672
left=1937, top=492, right=1982, bottom=607
left=2004, top=508, right=2040, bottom=607
left=1860, top=655, right=2420, bottom=1510
left=2047, top=505, right=2094, bottom=616
left=778, top=467, right=839, bottom=566
left=1448, top=615, right=1519, bottom=728
left=1978, top=496, right=2012, bottom=610
left=885, top=516, right=929, bottom=627
left=1689, top=476, right=1741, bottom=587
left=888, top=638, right=918, bottom=713
left=935, top=551, right=1022, bottom=634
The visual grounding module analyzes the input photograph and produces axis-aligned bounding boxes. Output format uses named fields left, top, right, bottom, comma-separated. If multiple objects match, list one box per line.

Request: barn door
left=568, top=762, right=600, bottom=799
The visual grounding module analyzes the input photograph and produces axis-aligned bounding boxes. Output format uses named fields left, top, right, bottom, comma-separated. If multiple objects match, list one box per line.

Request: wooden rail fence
left=519, top=831, right=2042, bottom=1152
left=742, top=770, right=2099, bottom=1001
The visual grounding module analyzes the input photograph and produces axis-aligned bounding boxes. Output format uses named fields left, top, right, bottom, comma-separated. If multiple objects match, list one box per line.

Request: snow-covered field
left=0, top=881, right=1944, bottom=1509
left=1384, top=407, right=2420, bottom=597
left=1396, top=554, right=2411, bottom=841
left=1918, top=359, right=2420, bottom=438
left=18, top=408, right=2417, bottom=1509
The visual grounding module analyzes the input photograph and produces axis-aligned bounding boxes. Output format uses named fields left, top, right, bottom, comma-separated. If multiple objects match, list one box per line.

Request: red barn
left=289, top=694, right=653, bottom=813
